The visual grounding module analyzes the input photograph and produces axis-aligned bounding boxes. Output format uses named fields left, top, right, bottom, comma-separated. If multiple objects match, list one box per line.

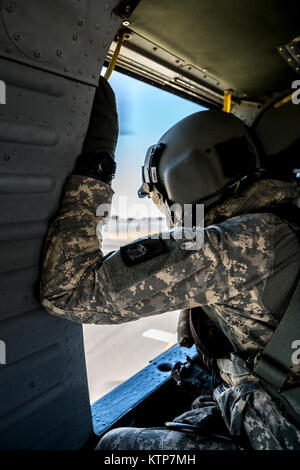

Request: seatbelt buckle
left=171, top=355, right=211, bottom=392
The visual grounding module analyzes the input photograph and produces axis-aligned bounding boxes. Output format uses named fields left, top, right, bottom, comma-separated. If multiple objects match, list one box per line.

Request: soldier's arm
left=40, top=173, right=274, bottom=325
left=40, top=173, right=224, bottom=324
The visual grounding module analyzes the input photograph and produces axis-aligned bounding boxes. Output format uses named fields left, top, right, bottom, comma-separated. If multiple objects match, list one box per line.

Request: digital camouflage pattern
left=96, top=427, right=238, bottom=450
left=40, top=174, right=300, bottom=450
left=97, top=383, right=300, bottom=450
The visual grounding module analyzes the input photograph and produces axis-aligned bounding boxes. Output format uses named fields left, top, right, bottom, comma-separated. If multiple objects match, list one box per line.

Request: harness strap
left=254, top=211, right=300, bottom=390
left=254, top=277, right=300, bottom=389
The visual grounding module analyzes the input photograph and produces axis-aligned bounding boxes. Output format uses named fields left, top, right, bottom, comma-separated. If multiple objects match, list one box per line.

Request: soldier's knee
left=95, top=427, right=144, bottom=450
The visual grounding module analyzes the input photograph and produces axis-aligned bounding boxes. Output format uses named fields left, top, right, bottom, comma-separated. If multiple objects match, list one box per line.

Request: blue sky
left=106, top=70, right=206, bottom=217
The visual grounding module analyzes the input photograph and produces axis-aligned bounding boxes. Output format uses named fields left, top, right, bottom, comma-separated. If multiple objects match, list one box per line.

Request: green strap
left=254, top=277, right=300, bottom=390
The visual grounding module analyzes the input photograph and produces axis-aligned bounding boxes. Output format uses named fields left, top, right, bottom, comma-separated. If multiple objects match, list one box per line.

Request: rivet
left=13, top=32, right=21, bottom=41
left=4, top=155, right=11, bottom=161
left=84, top=51, right=89, bottom=57
left=77, top=19, right=84, bottom=27
left=64, top=66, right=69, bottom=72
left=5, top=3, right=14, bottom=12
left=291, top=45, right=295, bottom=50
left=125, top=5, right=131, bottom=13
left=95, top=23, right=100, bottom=30
left=34, top=50, right=41, bottom=58
left=78, top=69, right=83, bottom=74
left=123, top=20, right=130, bottom=26
left=288, top=58, right=292, bottom=62
left=92, top=73, right=96, bottom=79
left=296, top=67, right=300, bottom=71
left=5, top=45, right=11, bottom=53
left=89, top=38, right=94, bottom=44
left=279, top=47, right=283, bottom=51
left=297, top=54, right=300, bottom=58
left=124, top=33, right=131, bottom=40
left=56, top=49, right=63, bottom=57
left=104, top=3, right=110, bottom=11
left=73, top=33, right=79, bottom=41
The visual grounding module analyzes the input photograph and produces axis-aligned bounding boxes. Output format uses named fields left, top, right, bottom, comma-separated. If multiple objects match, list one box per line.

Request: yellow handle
left=223, top=89, right=232, bottom=113
left=105, top=32, right=126, bottom=81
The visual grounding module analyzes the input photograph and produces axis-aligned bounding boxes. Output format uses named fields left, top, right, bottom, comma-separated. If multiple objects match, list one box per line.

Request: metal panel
left=0, top=0, right=123, bottom=86
left=0, top=54, right=98, bottom=449
left=0, top=2, right=123, bottom=447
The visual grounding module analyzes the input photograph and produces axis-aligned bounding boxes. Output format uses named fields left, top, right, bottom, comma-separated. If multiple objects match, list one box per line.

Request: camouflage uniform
left=40, top=174, right=300, bottom=450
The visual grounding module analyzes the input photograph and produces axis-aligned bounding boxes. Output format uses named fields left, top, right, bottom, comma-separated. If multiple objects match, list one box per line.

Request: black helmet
left=138, top=110, right=260, bottom=223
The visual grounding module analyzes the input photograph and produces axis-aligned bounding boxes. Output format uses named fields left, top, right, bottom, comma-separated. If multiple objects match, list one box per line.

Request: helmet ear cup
left=215, top=137, right=258, bottom=180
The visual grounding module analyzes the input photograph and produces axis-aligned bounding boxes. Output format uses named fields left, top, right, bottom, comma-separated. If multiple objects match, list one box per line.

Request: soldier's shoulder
left=217, top=212, right=280, bottom=236
left=205, top=212, right=279, bottom=255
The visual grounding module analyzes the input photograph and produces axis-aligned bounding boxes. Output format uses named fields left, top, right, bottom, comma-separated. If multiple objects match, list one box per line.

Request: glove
left=177, top=309, right=194, bottom=348
left=82, top=75, right=119, bottom=157
left=73, top=76, right=119, bottom=183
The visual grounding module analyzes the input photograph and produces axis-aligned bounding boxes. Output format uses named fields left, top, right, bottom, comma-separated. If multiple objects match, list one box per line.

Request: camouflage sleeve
left=40, top=175, right=274, bottom=325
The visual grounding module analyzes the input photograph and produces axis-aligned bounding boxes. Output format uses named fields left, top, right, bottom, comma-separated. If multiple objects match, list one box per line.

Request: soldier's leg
left=96, top=426, right=237, bottom=450
left=214, top=383, right=300, bottom=450
left=243, top=386, right=300, bottom=450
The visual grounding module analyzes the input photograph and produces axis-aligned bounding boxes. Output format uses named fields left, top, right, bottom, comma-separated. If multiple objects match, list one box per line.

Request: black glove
left=82, top=75, right=119, bottom=156
left=177, top=309, right=194, bottom=348
left=74, top=76, right=119, bottom=183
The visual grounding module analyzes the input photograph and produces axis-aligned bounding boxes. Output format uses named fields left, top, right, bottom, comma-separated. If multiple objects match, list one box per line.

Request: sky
left=104, top=70, right=206, bottom=218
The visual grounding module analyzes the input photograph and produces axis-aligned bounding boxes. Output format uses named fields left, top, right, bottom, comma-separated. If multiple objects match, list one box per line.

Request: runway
left=83, top=309, right=179, bottom=403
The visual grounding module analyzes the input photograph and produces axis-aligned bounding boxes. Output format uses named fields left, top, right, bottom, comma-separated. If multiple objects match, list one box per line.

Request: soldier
left=40, top=77, right=300, bottom=450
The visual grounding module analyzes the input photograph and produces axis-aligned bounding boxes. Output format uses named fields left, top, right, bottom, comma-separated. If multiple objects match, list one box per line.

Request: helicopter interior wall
left=254, top=100, right=300, bottom=157
left=0, top=56, right=96, bottom=450
left=130, top=0, right=299, bottom=97
left=0, top=0, right=123, bottom=449
left=252, top=99, right=300, bottom=186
